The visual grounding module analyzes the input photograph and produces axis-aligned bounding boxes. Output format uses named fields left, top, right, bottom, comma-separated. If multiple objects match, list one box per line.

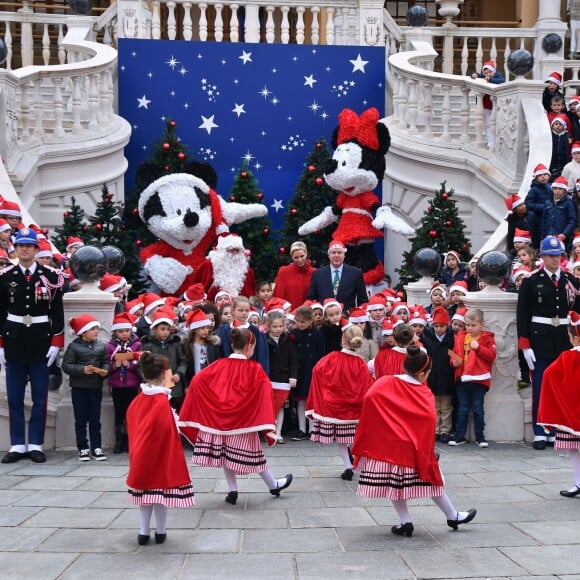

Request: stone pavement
left=0, top=440, right=579, bottom=580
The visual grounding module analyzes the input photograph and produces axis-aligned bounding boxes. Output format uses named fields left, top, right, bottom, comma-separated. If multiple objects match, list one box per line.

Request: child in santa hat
left=372, top=323, right=414, bottom=379
left=319, top=298, right=345, bottom=354
left=348, top=307, right=377, bottom=362
left=526, top=164, right=552, bottom=247
left=549, top=116, right=571, bottom=180
left=61, top=315, right=109, bottom=461
left=126, top=352, right=195, bottom=546
left=543, top=72, right=565, bottom=114
left=504, top=194, right=532, bottom=256
left=540, top=177, right=577, bottom=253
left=538, top=312, right=580, bottom=498
left=439, top=252, right=468, bottom=288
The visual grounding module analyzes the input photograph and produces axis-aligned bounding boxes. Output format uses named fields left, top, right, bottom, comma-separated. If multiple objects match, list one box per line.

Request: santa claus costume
left=126, top=353, right=195, bottom=546
left=352, top=346, right=476, bottom=537
left=179, top=325, right=292, bottom=505
left=194, top=233, right=256, bottom=301
left=306, top=323, right=373, bottom=481
left=538, top=313, right=580, bottom=498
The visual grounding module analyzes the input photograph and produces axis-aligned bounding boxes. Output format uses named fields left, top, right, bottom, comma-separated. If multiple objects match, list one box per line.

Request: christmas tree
left=52, top=196, right=89, bottom=253
left=125, top=118, right=192, bottom=248
left=278, top=137, right=338, bottom=268
left=395, top=182, right=472, bottom=288
left=86, top=184, right=147, bottom=296
left=229, top=162, right=275, bottom=282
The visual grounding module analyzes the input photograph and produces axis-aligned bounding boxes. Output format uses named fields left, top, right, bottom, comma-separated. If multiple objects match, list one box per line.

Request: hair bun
left=406, top=344, right=421, bottom=357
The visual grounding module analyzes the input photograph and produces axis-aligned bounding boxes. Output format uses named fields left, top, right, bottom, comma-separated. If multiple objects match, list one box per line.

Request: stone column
left=405, top=276, right=433, bottom=307
left=533, top=0, right=567, bottom=82
left=570, top=0, right=580, bottom=57
left=358, top=0, right=384, bottom=46
left=55, top=285, right=118, bottom=450
left=117, top=0, right=149, bottom=39
left=463, top=286, right=524, bottom=441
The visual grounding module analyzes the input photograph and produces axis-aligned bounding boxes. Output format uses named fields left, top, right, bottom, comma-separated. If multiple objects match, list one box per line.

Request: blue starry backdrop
left=118, top=39, right=386, bottom=232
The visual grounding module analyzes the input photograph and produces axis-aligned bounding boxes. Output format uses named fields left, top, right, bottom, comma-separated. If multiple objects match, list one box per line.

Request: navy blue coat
left=550, top=132, right=570, bottom=179
left=540, top=194, right=578, bottom=251
left=306, top=264, right=367, bottom=310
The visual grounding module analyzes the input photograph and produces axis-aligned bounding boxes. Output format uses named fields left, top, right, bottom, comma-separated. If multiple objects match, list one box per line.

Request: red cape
left=374, top=347, right=406, bottom=378
left=538, top=348, right=580, bottom=436
left=126, top=389, right=191, bottom=489
left=351, top=375, right=444, bottom=486
left=178, top=357, right=276, bottom=445
left=306, top=351, right=373, bottom=422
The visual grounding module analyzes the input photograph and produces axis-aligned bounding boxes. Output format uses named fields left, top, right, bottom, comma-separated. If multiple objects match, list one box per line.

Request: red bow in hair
left=336, top=108, right=380, bottom=151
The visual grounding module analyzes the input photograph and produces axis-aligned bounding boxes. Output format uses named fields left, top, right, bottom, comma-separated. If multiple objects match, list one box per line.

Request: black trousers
left=110, top=387, right=139, bottom=427
left=71, top=388, right=102, bottom=451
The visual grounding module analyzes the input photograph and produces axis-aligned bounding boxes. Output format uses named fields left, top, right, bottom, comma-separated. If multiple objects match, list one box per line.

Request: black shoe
left=1, top=451, right=28, bottom=464
left=291, top=431, right=308, bottom=441
left=341, top=468, right=354, bottom=481
left=546, top=438, right=555, bottom=448
left=138, top=534, right=150, bottom=545
left=447, top=508, right=477, bottom=530
left=391, top=522, right=414, bottom=537
left=439, top=433, right=450, bottom=444
left=270, top=473, right=293, bottom=497
left=560, top=485, right=580, bottom=498
left=113, top=431, right=123, bottom=454
left=155, top=533, right=167, bottom=544
left=532, top=440, right=547, bottom=450
left=29, top=450, right=46, bottom=463
left=347, top=446, right=354, bottom=464
left=435, top=434, right=441, bottom=442
left=225, top=491, right=238, bottom=505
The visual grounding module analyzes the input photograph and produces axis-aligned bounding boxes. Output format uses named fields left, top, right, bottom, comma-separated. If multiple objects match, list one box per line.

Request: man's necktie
left=24, top=269, right=31, bottom=283
left=333, top=270, right=340, bottom=296
left=551, top=273, right=558, bottom=288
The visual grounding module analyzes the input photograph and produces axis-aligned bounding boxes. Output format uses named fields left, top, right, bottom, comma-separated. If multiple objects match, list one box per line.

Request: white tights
left=338, top=444, right=353, bottom=469
left=391, top=493, right=469, bottom=524
left=569, top=449, right=580, bottom=488
left=139, top=504, right=168, bottom=534
left=224, top=466, right=287, bottom=492
left=296, top=401, right=307, bottom=433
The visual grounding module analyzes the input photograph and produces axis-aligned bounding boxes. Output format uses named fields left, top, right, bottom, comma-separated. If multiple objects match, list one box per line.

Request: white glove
left=46, top=346, right=60, bottom=367
left=522, top=348, right=536, bottom=371
left=0, top=347, right=5, bottom=366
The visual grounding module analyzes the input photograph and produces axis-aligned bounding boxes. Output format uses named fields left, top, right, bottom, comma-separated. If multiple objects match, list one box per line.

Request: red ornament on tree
left=445, top=220, right=452, bottom=227
left=131, top=207, right=138, bottom=215
left=257, top=192, right=264, bottom=200
left=300, top=195, right=305, bottom=200
left=230, top=195, right=236, bottom=202
left=427, top=205, right=433, bottom=212
left=136, top=240, right=142, bottom=247
left=315, top=177, right=324, bottom=186
left=279, top=247, right=286, bottom=254
left=169, top=121, right=176, bottom=128
left=95, top=223, right=103, bottom=231
left=241, top=171, right=248, bottom=179
left=82, top=226, right=89, bottom=232
left=442, top=193, right=448, bottom=200
left=463, top=243, right=470, bottom=250
left=177, top=152, right=186, bottom=160
left=429, top=230, right=438, bottom=238
left=63, top=211, right=69, bottom=218
left=315, top=142, right=322, bottom=149
left=162, top=143, right=170, bottom=150
left=291, top=208, right=298, bottom=216
left=263, top=227, right=269, bottom=235
left=164, top=165, right=170, bottom=171
left=308, top=165, right=316, bottom=172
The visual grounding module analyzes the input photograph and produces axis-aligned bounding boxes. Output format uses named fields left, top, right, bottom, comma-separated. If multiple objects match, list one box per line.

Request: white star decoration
left=304, top=74, right=317, bottom=88
left=232, top=103, right=246, bottom=117
left=166, top=56, right=179, bottom=70
left=271, top=199, right=284, bottom=212
left=239, top=50, right=253, bottom=64
left=199, top=115, right=218, bottom=135
left=350, top=54, right=369, bottom=73
left=137, top=95, right=151, bottom=109
left=260, top=86, right=271, bottom=99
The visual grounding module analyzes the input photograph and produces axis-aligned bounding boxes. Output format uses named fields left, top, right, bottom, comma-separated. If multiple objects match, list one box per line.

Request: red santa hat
left=572, top=232, right=580, bottom=247
left=111, top=312, right=137, bottom=331
left=328, top=239, right=347, bottom=253
left=303, top=299, right=323, bottom=312
left=511, top=266, right=531, bottom=283
left=0, top=200, right=22, bottom=217
left=569, top=260, right=580, bottom=273
left=551, top=176, right=568, bottom=190
left=572, top=142, right=580, bottom=154
left=444, top=250, right=460, bottom=263
left=322, top=298, right=343, bottom=314
left=366, top=294, right=387, bottom=312
left=142, top=293, right=165, bottom=316
left=380, top=288, right=401, bottom=303
left=392, top=302, right=410, bottom=316
left=286, top=310, right=296, bottom=323
left=452, top=307, right=466, bottom=323
left=381, top=318, right=395, bottom=336
left=532, top=164, right=551, bottom=178
left=182, top=283, right=206, bottom=303
left=428, top=282, right=447, bottom=298
left=431, top=306, right=450, bottom=325
left=66, top=236, right=84, bottom=251
left=186, top=309, right=211, bottom=331
left=348, top=308, right=368, bottom=323
left=546, top=71, right=562, bottom=86
left=63, top=268, right=81, bottom=288
left=125, top=298, right=144, bottom=316
left=69, top=314, right=99, bottom=336
left=504, top=194, right=525, bottom=213
left=550, top=114, right=568, bottom=130
left=216, top=233, right=245, bottom=252
left=339, top=317, right=352, bottom=332
left=570, top=95, right=580, bottom=105
left=28, top=224, right=48, bottom=240
left=265, top=297, right=291, bottom=314
left=36, top=240, right=53, bottom=259
left=513, top=228, right=532, bottom=244
left=568, top=311, right=580, bottom=335
left=214, top=290, right=232, bottom=304
left=150, top=309, right=176, bottom=329
left=409, top=306, right=428, bottom=326
left=99, top=273, right=124, bottom=293
left=449, top=280, right=469, bottom=296
left=0, top=218, right=11, bottom=233
left=482, top=60, right=496, bottom=73
left=0, top=248, right=9, bottom=263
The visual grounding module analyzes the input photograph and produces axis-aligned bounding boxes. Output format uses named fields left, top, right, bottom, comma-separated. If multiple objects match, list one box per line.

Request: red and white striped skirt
left=555, top=430, right=580, bottom=450
left=192, top=431, right=267, bottom=474
left=356, top=457, right=445, bottom=500
left=127, top=484, right=196, bottom=508
left=309, top=418, right=357, bottom=445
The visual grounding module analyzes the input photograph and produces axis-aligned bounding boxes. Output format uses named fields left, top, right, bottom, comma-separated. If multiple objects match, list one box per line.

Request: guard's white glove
left=522, top=348, right=536, bottom=371
left=46, top=346, right=60, bottom=367
left=0, top=347, right=5, bottom=366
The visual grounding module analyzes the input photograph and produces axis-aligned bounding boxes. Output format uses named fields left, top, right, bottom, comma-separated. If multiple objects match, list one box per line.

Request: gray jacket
left=62, top=338, right=109, bottom=389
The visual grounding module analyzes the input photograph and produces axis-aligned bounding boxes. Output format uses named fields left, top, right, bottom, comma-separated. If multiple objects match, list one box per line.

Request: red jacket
left=451, top=330, right=496, bottom=388
left=273, top=262, right=316, bottom=309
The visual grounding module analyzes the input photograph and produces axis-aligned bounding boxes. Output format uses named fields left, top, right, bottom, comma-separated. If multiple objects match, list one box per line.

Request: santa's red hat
left=214, top=290, right=232, bottom=304
left=265, top=297, right=290, bottom=314
left=568, top=311, right=580, bottom=334
left=546, top=71, right=562, bottom=85
left=150, top=309, right=176, bottom=329
left=36, top=240, right=53, bottom=259
left=0, top=218, right=10, bottom=233
left=348, top=308, right=368, bottom=323
left=69, top=314, right=99, bottom=336
left=482, top=60, right=496, bottom=73
left=452, top=307, right=466, bottom=323
left=339, top=317, right=352, bottom=332
left=0, top=200, right=21, bottom=217
left=409, top=305, right=428, bottom=326
left=511, top=267, right=531, bottom=283
left=216, top=233, right=244, bottom=252
left=367, top=294, right=387, bottom=311
left=551, top=176, right=568, bottom=190
left=449, top=280, right=469, bottom=295
left=66, top=236, right=84, bottom=251
left=99, top=273, right=124, bottom=293
left=182, top=283, right=206, bottom=303
left=532, top=164, right=551, bottom=178
left=380, top=288, right=401, bottom=303
left=444, top=250, right=461, bottom=263
left=111, top=312, right=137, bottom=331
left=142, top=293, right=165, bottom=316
left=322, top=298, right=343, bottom=314
left=186, top=309, right=211, bottom=331
left=504, top=194, right=525, bottom=213
left=572, top=142, right=580, bottom=154
left=572, top=232, right=580, bottom=246
left=328, top=239, right=347, bottom=252
left=125, top=298, right=144, bottom=316
left=570, top=95, right=580, bottom=106
left=392, top=302, right=409, bottom=316
left=28, top=224, right=47, bottom=240
left=431, top=306, right=450, bottom=325
left=550, top=115, right=568, bottom=130
left=513, top=228, right=532, bottom=244
left=428, top=282, right=447, bottom=298
left=381, top=318, right=395, bottom=336
left=303, top=299, right=323, bottom=311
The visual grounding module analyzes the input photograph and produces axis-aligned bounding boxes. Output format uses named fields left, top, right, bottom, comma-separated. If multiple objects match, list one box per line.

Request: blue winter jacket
left=540, top=194, right=578, bottom=250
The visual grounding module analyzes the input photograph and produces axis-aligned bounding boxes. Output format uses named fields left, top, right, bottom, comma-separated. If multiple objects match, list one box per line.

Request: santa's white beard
left=208, top=250, right=249, bottom=296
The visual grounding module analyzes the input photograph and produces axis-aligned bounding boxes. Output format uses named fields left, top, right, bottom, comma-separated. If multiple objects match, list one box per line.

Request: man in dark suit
left=306, top=240, right=367, bottom=311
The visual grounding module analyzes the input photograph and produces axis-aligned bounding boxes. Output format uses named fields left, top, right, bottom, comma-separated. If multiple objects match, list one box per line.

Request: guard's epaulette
left=0, top=264, right=16, bottom=276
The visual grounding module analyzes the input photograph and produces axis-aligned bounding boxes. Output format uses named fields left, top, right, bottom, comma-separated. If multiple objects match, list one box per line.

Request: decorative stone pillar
left=533, top=0, right=566, bottom=82
left=358, top=0, right=385, bottom=46
left=405, top=277, right=432, bottom=307
left=436, top=0, right=464, bottom=75
left=570, top=0, right=580, bottom=57
left=117, top=0, right=151, bottom=39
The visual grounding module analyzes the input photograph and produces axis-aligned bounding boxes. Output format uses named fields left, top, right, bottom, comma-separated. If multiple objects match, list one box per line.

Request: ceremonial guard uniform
left=0, top=228, right=64, bottom=463
left=517, top=235, right=580, bottom=449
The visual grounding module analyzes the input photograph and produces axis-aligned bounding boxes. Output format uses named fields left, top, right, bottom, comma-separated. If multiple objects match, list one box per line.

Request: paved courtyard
left=0, top=440, right=579, bottom=579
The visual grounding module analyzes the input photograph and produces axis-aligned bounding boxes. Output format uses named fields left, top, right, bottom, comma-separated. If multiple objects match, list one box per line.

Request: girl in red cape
left=352, top=346, right=477, bottom=538
left=306, top=323, right=373, bottom=481
left=538, top=312, right=580, bottom=498
left=126, top=352, right=195, bottom=547
left=178, top=325, right=292, bottom=506
left=372, top=323, right=414, bottom=378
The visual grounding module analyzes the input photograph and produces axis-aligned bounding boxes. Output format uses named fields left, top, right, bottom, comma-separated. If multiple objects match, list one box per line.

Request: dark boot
left=113, top=427, right=123, bottom=454
left=122, top=432, right=129, bottom=453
